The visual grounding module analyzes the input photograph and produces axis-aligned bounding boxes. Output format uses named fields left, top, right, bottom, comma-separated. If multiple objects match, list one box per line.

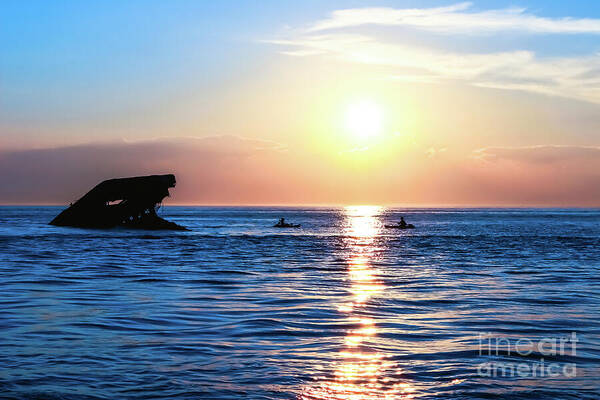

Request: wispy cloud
left=464, top=145, right=600, bottom=205
left=472, top=145, right=600, bottom=163
left=0, top=136, right=288, bottom=204
left=308, top=2, right=600, bottom=34
left=3, top=139, right=600, bottom=206
left=426, top=147, right=447, bottom=158
left=269, top=4, right=600, bottom=104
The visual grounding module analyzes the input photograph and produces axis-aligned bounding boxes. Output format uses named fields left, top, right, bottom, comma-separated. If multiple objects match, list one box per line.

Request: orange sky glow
left=2, top=2, right=600, bottom=206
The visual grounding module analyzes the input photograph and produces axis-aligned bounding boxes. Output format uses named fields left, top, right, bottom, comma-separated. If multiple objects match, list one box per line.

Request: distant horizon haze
left=1, top=136, right=600, bottom=207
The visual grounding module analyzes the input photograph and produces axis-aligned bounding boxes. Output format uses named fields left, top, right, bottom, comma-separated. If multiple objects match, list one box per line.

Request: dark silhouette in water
left=385, top=216, right=415, bottom=229
left=274, top=218, right=300, bottom=228
left=49, top=174, right=187, bottom=230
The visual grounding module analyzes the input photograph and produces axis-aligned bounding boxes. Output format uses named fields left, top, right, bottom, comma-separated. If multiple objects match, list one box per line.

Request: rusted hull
left=50, top=174, right=187, bottom=231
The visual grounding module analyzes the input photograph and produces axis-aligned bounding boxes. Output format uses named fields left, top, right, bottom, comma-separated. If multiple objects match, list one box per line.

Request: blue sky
left=2, top=1, right=600, bottom=142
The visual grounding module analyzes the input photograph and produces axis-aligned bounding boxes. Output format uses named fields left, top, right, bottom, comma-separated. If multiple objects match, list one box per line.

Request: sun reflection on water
left=301, top=206, right=415, bottom=399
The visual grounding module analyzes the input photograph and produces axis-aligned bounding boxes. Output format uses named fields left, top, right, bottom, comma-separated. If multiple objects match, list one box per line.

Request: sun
left=344, top=100, right=384, bottom=140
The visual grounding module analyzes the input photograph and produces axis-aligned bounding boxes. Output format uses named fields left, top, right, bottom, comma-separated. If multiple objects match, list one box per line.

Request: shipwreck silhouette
left=50, top=174, right=187, bottom=230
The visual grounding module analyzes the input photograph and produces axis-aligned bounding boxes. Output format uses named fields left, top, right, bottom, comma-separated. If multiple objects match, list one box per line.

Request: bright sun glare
left=344, top=100, right=384, bottom=140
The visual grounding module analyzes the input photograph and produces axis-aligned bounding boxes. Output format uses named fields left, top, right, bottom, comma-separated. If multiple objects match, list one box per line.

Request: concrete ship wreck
left=50, top=174, right=187, bottom=230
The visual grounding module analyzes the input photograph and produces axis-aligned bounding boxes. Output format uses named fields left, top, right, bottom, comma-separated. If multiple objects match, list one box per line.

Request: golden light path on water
left=301, top=206, right=415, bottom=399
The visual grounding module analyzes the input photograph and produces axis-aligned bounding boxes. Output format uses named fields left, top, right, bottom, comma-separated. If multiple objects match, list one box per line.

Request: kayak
left=384, top=224, right=415, bottom=229
left=274, top=223, right=301, bottom=228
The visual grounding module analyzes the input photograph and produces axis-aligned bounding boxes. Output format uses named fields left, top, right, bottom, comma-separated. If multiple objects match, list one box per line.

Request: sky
left=1, top=1, right=600, bottom=206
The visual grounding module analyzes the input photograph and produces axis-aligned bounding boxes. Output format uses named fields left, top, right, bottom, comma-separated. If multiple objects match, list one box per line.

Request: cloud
left=0, top=136, right=289, bottom=204
left=463, top=145, right=600, bottom=205
left=426, top=147, right=447, bottom=158
left=2, top=138, right=600, bottom=206
left=269, top=5, right=600, bottom=104
left=308, top=3, right=600, bottom=34
left=472, top=145, right=600, bottom=163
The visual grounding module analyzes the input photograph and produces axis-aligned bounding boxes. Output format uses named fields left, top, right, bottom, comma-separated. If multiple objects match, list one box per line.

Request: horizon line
left=2, top=203, right=599, bottom=209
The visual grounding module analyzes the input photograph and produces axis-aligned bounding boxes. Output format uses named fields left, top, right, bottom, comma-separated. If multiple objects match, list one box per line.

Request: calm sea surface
left=0, top=206, right=599, bottom=399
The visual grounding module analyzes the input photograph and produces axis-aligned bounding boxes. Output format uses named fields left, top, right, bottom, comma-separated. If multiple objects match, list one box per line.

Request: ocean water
left=0, top=206, right=599, bottom=399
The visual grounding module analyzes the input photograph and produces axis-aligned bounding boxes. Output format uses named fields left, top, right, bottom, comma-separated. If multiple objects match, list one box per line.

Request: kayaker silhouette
left=274, top=217, right=300, bottom=228
left=385, top=217, right=414, bottom=229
